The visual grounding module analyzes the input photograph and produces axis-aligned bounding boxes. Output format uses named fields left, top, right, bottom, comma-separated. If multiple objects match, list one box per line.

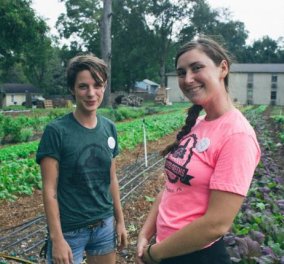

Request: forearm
left=110, top=176, right=125, bottom=224
left=150, top=191, right=244, bottom=261
left=40, top=157, right=64, bottom=242
left=43, top=188, right=64, bottom=241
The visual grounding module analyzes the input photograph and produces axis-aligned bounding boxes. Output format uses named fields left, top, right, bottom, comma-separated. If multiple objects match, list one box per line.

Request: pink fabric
left=156, top=109, right=260, bottom=242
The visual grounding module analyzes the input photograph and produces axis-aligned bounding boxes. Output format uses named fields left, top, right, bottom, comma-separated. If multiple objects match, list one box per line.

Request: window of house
left=247, top=89, right=253, bottom=98
left=247, top=99, right=253, bottom=104
left=271, top=83, right=277, bottom=89
left=247, top=87, right=253, bottom=104
left=247, top=73, right=253, bottom=82
left=271, top=91, right=277, bottom=100
left=246, top=73, right=254, bottom=104
left=271, top=75, right=278, bottom=82
left=11, top=94, right=15, bottom=102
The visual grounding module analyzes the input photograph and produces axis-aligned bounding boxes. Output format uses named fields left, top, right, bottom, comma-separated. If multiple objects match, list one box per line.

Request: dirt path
left=1, top=106, right=283, bottom=263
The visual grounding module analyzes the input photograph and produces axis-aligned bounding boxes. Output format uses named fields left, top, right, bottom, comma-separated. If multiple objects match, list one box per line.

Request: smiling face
left=176, top=48, right=228, bottom=107
left=71, top=70, right=106, bottom=114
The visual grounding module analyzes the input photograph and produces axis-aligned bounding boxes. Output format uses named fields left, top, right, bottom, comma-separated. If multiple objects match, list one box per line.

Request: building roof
left=230, top=64, right=284, bottom=73
left=166, top=64, right=284, bottom=76
left=143, top=79, right=159, bottom=86
left=0, top=83, right=40, bottom=94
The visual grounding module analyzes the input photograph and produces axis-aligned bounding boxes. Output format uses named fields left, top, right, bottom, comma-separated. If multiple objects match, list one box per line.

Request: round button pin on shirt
left=196, top=137, right=210, bottom=152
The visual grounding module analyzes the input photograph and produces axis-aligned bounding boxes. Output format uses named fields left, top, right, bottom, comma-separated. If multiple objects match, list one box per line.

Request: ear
left=220, top=60, right=229, bottom=78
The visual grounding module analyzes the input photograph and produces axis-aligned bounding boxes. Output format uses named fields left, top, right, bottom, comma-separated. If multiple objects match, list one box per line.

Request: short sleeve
left=36, top=125, right=62, bottom=164
left=210, top=133, right=260, bottom=196
left=113, top=125, right=119, bottom=158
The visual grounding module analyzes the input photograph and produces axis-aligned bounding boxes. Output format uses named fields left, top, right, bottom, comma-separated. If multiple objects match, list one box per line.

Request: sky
left=31, top=0, right=284, bottom=45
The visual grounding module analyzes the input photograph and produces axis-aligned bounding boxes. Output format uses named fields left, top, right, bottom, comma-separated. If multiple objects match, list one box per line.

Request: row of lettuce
left=0, top=103, right=188, bottom=145
left=0, top=104, right=283, bottom=262
left=0, top=104, right=188, bottom=200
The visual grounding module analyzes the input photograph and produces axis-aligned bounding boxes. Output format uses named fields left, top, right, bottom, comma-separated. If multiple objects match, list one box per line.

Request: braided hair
left=160, top=104, right=203, bottom=156
left=160, top=36, right=231, bottom=156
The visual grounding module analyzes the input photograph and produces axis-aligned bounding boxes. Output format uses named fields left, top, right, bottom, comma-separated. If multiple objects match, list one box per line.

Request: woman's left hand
left=116, top=221, right=128, bottom=250
left=142, top=244, right=161, bottom=264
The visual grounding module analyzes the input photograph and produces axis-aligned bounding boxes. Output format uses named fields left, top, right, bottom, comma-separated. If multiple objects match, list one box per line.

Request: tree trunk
left=100, top=0, right=112, bottom=107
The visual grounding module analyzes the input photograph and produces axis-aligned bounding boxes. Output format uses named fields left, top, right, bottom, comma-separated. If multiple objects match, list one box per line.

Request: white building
left=0, top=83, right=42, bottom=107
left=166, top=64, right=284, bottom=106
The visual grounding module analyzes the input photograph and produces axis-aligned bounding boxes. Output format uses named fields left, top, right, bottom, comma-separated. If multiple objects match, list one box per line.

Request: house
left=229, top=64, right=284, bottom=105
left=166, top=64, right=284, bottom=106
left=134, top=79, right=159, bottom=94
left=0, top=83, right=42, bottom=107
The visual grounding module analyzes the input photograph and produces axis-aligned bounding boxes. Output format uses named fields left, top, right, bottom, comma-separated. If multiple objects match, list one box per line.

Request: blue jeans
left=47, top=216, right=116, bottom=264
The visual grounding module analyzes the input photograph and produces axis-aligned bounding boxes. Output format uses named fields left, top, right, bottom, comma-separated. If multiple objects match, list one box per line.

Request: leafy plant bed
left=0, top=105, right=283, bottom=263
left=0, top=109, right=186, bottom=200
left=0, top=103, right=189, bottom=145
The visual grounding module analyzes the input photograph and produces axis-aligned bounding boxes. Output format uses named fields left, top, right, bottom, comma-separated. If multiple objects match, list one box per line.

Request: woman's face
left=71, top=70, right=106, bottom=114
left=176, top=48, right=228, bottom=107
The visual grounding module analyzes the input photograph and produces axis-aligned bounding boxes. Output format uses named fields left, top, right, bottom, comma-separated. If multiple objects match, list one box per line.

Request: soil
left=1, top=106, right=283, bottom=263
left=0, top=130, right=177, bottom=263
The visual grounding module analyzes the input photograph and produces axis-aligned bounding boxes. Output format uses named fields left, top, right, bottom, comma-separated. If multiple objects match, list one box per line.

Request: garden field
left=0, top=103, right=283, bottom=263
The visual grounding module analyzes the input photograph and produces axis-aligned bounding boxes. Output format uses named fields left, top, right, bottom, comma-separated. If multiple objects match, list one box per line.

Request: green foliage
left=272, top=115, right=284, bottom=124
left=0, top=104, right=187, bottom=145
left=0, top=113, right=50, bottom=144
left=0, top=0, right=53, bottom=84
left=1, top=105, right=27, bottom=111
left=56, top=0, right=102, bottom=52
left=271, top=114, right=284, bottom=143
left=0, top=104, right=187, bottom=200
left=0, top=158, right=41, bottom=200
left=0, top=104, right=283, bottom=261
left=242, top=37, right=282, bottom=63
left=145, top=195, right=155, bottom=202
left=231, top=105, right=284, bottom=262
left=117, top=110, right=185, bottom=150
left=0, top=141, right=39, bottom=161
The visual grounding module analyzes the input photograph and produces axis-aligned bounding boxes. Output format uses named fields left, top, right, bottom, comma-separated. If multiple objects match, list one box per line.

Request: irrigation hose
left=0, top=253, right=36, bottom=264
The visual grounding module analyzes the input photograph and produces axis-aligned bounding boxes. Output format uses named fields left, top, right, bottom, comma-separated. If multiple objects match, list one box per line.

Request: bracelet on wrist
left=147, top=244, right=160, bottom=264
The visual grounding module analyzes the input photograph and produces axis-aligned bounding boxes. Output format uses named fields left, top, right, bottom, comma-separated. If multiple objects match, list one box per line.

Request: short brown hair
left=66, top=54, right=108, bottom=91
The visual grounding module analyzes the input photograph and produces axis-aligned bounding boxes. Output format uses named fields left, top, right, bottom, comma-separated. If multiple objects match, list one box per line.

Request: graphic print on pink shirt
left=165, top=134, right=197, bottom=186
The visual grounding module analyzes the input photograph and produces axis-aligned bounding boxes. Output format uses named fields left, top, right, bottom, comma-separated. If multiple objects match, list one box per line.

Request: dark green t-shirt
left=36, top=113, right=119, bottom=232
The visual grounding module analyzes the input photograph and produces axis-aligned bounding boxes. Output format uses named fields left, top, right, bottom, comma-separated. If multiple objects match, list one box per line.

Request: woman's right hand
left=136, top=236, right=149, bottom=264
left=52, top=238, right=73, bottom=264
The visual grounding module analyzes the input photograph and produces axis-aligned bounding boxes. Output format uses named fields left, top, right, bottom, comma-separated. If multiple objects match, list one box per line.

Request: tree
left=0, top=0, right=50, bottom=83
left=179, top=2, right=248, bottom=62
left=111, top=0, right=161, bottom=91
left=142, top=0, right=196, bottom=86
left=57, top=0, right=102, bottom=53
left=100, top=0, right=112, bottom=106
left=58, top=0, right=113, bottom=105
left=243, top=37, right=281, bottom=63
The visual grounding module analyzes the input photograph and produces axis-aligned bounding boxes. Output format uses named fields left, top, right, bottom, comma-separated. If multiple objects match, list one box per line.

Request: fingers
left=135, top=256, right=146, bottom=264
left=137, top=237, right=148, bottom=257
left=52, top=239, right=73, bottom=264
left=117, top=233, right=122, bottom=247
left=117, top=230, right=128, bottom=250
left=68, top=249, right=73, bottom=264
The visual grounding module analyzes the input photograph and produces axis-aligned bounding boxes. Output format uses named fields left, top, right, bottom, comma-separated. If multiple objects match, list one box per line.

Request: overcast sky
left=32, top=0, right=284, bottom=45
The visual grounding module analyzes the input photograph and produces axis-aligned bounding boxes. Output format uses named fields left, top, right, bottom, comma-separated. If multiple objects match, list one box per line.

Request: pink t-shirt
left=156, top=108, right=260, bottom=242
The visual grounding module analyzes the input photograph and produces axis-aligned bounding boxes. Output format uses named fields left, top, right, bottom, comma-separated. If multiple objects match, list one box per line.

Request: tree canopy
left=1, top=0, right=283, bottom=98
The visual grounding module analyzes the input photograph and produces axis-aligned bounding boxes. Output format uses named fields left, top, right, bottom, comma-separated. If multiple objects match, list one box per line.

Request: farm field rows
left=0, top=104, right=283, bottom=263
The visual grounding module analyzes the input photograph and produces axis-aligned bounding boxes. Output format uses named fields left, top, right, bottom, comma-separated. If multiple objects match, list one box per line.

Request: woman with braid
left=136, top=36, right=260, bottom=264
